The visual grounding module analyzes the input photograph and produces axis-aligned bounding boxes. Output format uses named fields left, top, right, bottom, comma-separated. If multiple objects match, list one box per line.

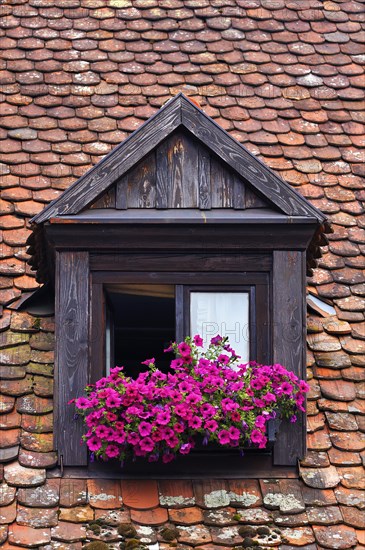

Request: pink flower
left=188, top=416, right=202, bottom=429
left=170, top=358, right=184, bottom=370
left=105, top=444, right=119, bottom=458
left=156, top=410, right=171, bottom=425
left=141, top=358, right=155, bottom=366
left=177, top=342, right=191, bottom=357
left=127, top=432, right=140, bottom=445
left=251, top=429, right=267, bottom=448
left=75, top=397, right=91, bottom=409
left=87, top=436, right=102, bottom=451
left=95, top=425, right=111, bottom=439
left=178, top=381, right=192, bottom=393
left=205, top=419, right=218, bottom=432
left=185, top=393, right=201, bottom=405
left=114, top=432, right=126, bottom=444
left=138, top=422, right=152, bottom=437
left=251, top=378, right=265, bottom=391
left=193, top=334, right=204, bottom=347
left=263, top=392, right=276, bottom=404
left=281, top=382, right=293, bottom=395
left=173, top=422, right=185, bottom=433
left=218, top=354, right=230, bottom=365
left=179, top=442, right=192, bottom=454
left=299, top=380, right=310, bottom=393
left=228, top=426, right=240, bottom=441
left=255, top=415, right=266, bottom=429
left=210, top=335, right=222, bottom=345
left=140, top=437, right=154, bottom=452
left=218, top=430, right=230, bottom=445
left=105, top=395, right=122, bottom=408
left=166, top=435, right=179, bottom=448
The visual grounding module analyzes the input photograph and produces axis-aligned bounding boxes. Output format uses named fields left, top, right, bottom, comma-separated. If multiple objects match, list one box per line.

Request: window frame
left=53, top=223, right=307, bottom=475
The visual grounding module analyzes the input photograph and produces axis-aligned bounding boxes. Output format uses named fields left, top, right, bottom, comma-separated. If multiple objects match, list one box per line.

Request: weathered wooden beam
left=198, top=146, right=211, bottom=210
left=272, top=250, right=306, bottom=466
left=55, top=251, right=89, bottom=466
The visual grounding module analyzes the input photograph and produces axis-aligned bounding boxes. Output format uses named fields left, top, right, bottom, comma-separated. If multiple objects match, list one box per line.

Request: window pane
left=190, top=292, right=250, bottom=362
left=106, top=284, right=175, bottom=375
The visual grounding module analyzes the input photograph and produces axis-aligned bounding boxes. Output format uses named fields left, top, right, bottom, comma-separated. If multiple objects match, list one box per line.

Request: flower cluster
left=73, top=335, right=309, bottom=464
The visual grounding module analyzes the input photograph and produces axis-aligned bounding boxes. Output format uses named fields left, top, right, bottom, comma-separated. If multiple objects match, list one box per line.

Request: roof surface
left=0, top=0, right=364, bottom=549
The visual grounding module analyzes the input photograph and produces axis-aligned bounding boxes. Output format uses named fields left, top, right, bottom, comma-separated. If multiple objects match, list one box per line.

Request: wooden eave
left=48, top=209, right=320, bottom=224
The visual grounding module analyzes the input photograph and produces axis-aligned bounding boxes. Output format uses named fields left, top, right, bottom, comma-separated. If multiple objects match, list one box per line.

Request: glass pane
left=190, top=292, right=250, bottom=362
left=106, top=284, right=175, bottom=376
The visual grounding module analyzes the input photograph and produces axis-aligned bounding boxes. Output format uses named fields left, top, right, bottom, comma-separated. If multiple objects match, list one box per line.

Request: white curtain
left=190, top=292, right=250, bottom=362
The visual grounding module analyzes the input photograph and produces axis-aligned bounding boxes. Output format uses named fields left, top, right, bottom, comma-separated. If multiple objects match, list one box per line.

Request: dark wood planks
left=272, top=250, right=306, bottom=466
left=156, top=132, right=199, bottom=208
left=245, top=186, right=267, bottom=209
left=89, top=187, right=115, bottom=209
left=115, top=177, right=128, bottom=210
left=156, top=138, right=170, bottom=209
left=90, top=283, right=105, bottom=384
left=90, top=252, right=272, bottom=272
left=198, top=145, right=211, bottom=209
left=47, top=223, right=317, bottom=253
left=55, top=251, right=89, bottom=466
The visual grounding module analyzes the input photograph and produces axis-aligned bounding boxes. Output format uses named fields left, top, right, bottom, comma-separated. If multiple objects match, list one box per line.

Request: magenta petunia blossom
left=75, top=397, right=91, bottom=409
left=193, top=334, right=204, bottom=347
left=138, top=421, right=152, bottom=437
left=105, top=395, right=122, bottom=409
left=218, top=430, right=230, bottom=445
left=105, top=444, right=119, bottom=458
left=177, top=342, right=192, bottom=357
left=156, top=410, right=171, bottom=425
left=205, top=419, right=218, bottom=432
left=87, top=436, right=102, bottom=451
left=140, top=437, right=154, bottom=452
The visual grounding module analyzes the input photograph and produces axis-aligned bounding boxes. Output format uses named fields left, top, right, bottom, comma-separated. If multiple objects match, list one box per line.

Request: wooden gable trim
left=180, top=99, right=325, bottom=222
left=31, top=94, right=326, bottom=225
left=32, top=95, right=183, bottom=223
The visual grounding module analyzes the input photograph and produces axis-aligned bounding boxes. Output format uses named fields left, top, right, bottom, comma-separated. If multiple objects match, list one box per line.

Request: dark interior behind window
left=105, top=284, right=175, bottom=375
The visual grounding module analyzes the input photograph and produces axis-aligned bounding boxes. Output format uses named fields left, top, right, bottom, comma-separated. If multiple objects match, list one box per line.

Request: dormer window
left=29, top=94, right=328, bottom=474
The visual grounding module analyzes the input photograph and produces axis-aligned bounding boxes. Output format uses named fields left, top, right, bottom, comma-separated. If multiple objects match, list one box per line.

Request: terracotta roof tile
left=337, top=466, right=365, bottom=489
left=158, top=480, right=195, bottom=508
left=87, top=479, right=122, bottom=509
left=313, top=524, right=357, bottom=549
left=122, top=479, right=159, bottom=510
left=131, top=506, right=169, bottom=525
left=8, top=524, right=51, bottom=547
left=59, top=505, right=94, bottom=523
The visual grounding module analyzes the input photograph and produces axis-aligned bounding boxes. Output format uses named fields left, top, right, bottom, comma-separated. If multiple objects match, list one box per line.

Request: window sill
left=48, top=451, right=298, bottom=480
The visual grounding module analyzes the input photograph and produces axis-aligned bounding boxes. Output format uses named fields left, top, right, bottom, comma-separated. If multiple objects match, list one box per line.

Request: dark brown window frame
left=52, top=222, right=308, bottom=477
left=78, top=262, right=294, bottom=478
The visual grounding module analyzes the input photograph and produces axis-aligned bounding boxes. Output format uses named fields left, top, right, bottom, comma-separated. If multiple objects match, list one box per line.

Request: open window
left=92, top=271, right=270, bottom=384
left=28, top=94, right=328, bottom=474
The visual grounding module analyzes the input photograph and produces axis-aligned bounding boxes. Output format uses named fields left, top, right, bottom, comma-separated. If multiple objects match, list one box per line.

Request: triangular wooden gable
left=32, top=94, right=326, bottom=224
left=89, top=130, right=268, bottom=212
